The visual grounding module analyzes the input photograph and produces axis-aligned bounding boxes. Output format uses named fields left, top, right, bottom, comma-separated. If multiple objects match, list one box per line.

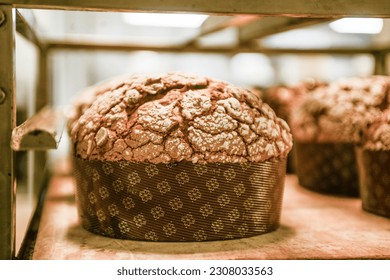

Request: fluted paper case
left=356, top=148, right=390, bottom=218
left=73, top=157, right=287, bottom=242
left=294, top=142, right=359, bottom=197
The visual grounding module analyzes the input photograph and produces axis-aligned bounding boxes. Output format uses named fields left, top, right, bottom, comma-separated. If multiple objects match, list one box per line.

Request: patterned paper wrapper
left=356, top=148, right=390, bottom=218
left=286, top=144, right=296, bottom=174
left=72, top=157, right=287, bottom=242
left=294, top=142, right=359, bottom=197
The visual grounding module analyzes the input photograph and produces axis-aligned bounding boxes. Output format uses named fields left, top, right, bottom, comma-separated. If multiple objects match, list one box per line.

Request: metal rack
left=1, top=0, right=390, bottom=260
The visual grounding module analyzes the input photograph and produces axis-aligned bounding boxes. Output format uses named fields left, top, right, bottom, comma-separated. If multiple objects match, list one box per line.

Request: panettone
left=68, top=72, right=293, bottom=241
left=265, top=78, right=325, bottom=173
left=290, top=76, right=390, bottom=196
left=356, top=108, right=390, bottom=218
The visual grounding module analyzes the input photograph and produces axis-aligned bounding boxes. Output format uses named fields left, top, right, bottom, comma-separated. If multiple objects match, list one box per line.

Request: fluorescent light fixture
left=329, top=18, right=383, bottom=34
left=122, top=13, right=208, bottom=28
left=230, top=53, right=275, bottom=86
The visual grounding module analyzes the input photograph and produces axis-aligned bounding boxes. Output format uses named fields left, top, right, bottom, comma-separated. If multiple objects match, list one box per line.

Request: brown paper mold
left=356, top=149, right=390, bottom=218
left=294, top=142, right=359, bottom=196
left=68, top=72, right=293, bottom=241
left=73, top=158, right=287, bottom=241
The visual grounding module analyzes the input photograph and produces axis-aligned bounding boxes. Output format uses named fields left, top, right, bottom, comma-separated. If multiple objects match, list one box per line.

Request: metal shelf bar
left=15, top=9, right=44, bottom=50
left=45, top=40, right=389, bottom=55
left=0, top=4, right=16, bottom=260
left=1, top=0, right=390, bottom=17
left=183, top=15, right=260, bottom=47
left=238, top=18, right=331, bottom=44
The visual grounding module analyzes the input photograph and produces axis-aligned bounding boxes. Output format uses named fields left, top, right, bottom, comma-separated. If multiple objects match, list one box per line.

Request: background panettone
left=265, top=78, right=326, bottom=174
left=290, top=75, right=390, bottom=196
left=356, top=108, right=390, bottom=218
left=68, top=72, right=293, bottom=164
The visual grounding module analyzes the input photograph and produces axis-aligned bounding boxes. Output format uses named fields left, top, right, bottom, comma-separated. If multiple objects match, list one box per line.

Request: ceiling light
left=122, top=13, right=208, bottom=28
left=329, top=18, right=383, bottom=34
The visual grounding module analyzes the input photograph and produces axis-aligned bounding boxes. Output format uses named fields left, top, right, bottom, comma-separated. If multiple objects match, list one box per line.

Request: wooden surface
left=32, top=175, right=390, bottom=260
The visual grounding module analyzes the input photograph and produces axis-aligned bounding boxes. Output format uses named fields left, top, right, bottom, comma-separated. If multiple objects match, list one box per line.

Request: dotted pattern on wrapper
left=357, top=149, right=390, bottom=218
left=294, top=142, right=359, bottom=196
left=73, top=159, right=287, bottom=241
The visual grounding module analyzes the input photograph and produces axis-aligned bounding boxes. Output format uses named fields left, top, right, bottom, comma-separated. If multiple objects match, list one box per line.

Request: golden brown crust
left=266, top=78, right=326, bottom=122
left=360, top=108, right=390, bottom=151
left=68, top=72, right=293, bottom=163
left=290, top=76, right=390, bottom=144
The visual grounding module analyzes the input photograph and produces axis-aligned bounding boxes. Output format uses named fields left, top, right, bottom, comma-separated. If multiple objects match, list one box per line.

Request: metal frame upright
left=1, top=0, right=390, bottom=260
left=0, top=4, right=16, bottom=260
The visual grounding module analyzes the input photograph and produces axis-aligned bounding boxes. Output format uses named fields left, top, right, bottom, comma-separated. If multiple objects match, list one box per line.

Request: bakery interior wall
left=13, top=9, right=390, bottom=253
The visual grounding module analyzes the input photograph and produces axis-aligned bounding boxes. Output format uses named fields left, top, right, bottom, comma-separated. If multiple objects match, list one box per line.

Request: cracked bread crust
left=290, top=76, right=390, bottom=144
left=360, top=108, right=390, bottom=151
left=266, top=78, right=326, bottom=122
left=68, top=72, right=293, bottom=163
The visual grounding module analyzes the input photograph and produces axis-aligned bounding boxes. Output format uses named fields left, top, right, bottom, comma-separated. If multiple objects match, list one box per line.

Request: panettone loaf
left=68, top=72, right=293, bottom=241
left=69, top=72, right=293, bottom=164
left=357, top=108, right=390, bottom=218
left=291, top=75, right=390, bottom=196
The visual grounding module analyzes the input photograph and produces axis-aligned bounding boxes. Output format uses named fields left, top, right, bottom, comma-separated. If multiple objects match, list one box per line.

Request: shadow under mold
left=65, top=223, right=295, bottom=259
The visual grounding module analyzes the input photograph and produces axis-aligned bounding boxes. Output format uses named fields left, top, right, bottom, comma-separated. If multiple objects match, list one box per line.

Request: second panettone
left=356, top=108, right=390, bottom=218
left=290, top=75, right=390, bottom=196
left=265, top=78, right=326, bottom=173
left=68, top=72, right=293, bottom=241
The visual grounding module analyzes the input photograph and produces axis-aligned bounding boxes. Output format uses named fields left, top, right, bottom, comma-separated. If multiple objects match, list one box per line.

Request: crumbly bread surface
left=266, top=78, right=326, bottom=122
left=68, top=72, right=293, bottom=163
left=290, top=76, right=390, bottom=143
left=360, top=108, right=390, bottom=151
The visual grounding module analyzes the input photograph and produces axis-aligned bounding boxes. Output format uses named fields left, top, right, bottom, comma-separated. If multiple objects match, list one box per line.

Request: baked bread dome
left=68, top=72, right=293, bottom=241
left=69, top=72, right=292, bottom=164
